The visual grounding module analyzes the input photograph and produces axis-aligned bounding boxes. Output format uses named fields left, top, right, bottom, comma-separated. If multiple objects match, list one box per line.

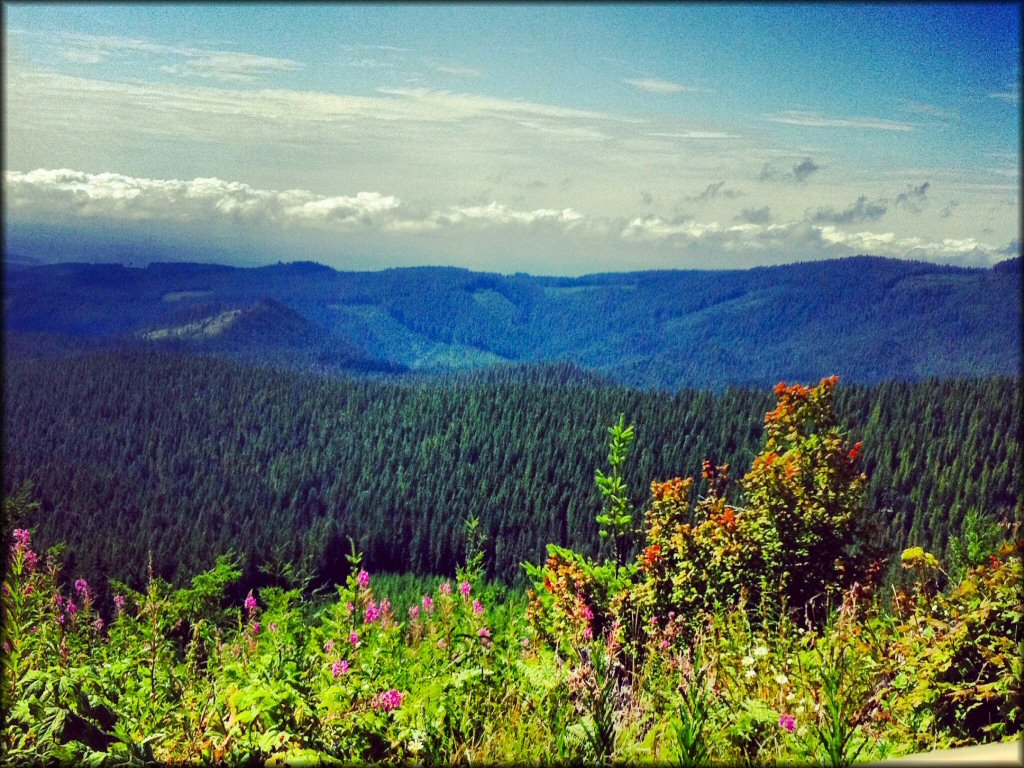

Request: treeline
left=3, top=349, right=1018, bottom=598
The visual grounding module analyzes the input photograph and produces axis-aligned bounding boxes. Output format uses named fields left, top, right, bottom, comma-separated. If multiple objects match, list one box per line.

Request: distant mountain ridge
left=4, top=255, right=1019, bottom=389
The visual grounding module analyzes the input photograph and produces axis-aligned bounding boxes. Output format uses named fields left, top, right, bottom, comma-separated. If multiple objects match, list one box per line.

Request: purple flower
left=439, top=582, right=451, bottom=596
left=23, top=549, right=39, bottom=572
left=580, top=603, right=594, bottom=622
left=583, top=627, right=594, bottom=641
left=12, top=529, right=30, bottom=551
left=74, top=578, right=89, bottom=597
left=380, top=598, right=391, bottom=615
left=349, top=631, right=360, bottom=647
left=251, top=622, right=260, bottom=635
left=779, top=714, right=796, bottom=732
left=422, top=595, right=434, bottom=612
left=113, top=594, right=126, bottom=612
left=371, top=689, right=405, bottom=712
left=364, top=602, right=381, bottom=624
left=324, top=639, right=335, bottom=653
left=244, top=590, right=258, bottom=615
left=66, top=602, right=78, bottom=615
left=477, top=627, right=491, bottom=639
left=357, top=570, right=370, bottom=589
left=472, top=599, right=484, bottom=614
left=460, top=581, right=472, bottom=600
left=94, top=617, right=105, bottom=633
left=331, top=659, right=349, bottom=679
left=408, top=605, right=420, bottom=619
left=268, top=622, right=278, bottom=633
left=346, top=601, right=354, bottom=613
left=477, top=627, right=493, bottom=648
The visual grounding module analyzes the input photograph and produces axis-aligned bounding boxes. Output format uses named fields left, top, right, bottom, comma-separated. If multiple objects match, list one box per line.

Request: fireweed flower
left=364, top=602, right=381, bottom=624
left=460, top=581, right=471, bottom=599
left=357, top=570, right=370, bottom=589
left=94, top=617, right=104, bottom=633
left=66, top=602, right=78, bottom=615
left=113, top=595, right=126, bottom=612
left=439, top=582, right=452, bottom=596
left=779, top=714, right=796, bottom=732
left=23, top=549, right=39, bottom=572
left=331, top=660, right=349, bottom=679
left=380, top=598, right=391, bottom=615
left=324, top=639, right=335, bottom=653
left=422, top=595, right=434, bottom=612
left=12, top=529, right=31, bottom=551
left=269, top=622, right=278, bottom=633
left=349, top=631, right=360, bottom=647
left=244, top=590, right=258, bottom=615
left=371, top=689, right=405, bottom=712
left=478, top=627, right=493, bottom=648
left=74, top=578, right=89, bottom=597
left=472, top=599, right=484, bottom=614
left=408, top=605, right=420, bottom=619
left=251, top=622, right=260, bottom=635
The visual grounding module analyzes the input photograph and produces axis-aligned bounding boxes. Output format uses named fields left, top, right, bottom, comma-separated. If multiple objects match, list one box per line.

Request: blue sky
left=4, top=3, right=1020, bottom=274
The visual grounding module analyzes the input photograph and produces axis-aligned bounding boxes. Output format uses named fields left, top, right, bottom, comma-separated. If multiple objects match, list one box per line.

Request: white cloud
left=764, top=110, right=917, bottom=132
left=647, top=131, right=740, bottom=140
left=624, top=78, right=711, bottom=94
left=53, top=32, right=303, bottom=83
left=988, top=90, right=1020, bottom=104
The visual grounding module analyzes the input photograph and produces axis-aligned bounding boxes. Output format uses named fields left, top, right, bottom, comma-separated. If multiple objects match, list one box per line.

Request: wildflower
left=66, top=602, right=78, bottom=616
left=74, top=578, right=89, bottom=597
left=745, top=669, right=757, bottom=680
left=472, top=599, right=484, bottom=614
left=349, top=631, right=360, bottom=647
left=775, top=673, right=790, bottom=686
left=660, top=639, right=671, bottom=651
left=251, top=622, right=260, bottom=635
left=380, top=598, right=391, bottom=615
left=478, top=627, right=493, bottom=648
left=1, top=641, right=8, bottom=654
left=23, top=549, right=39, bottom=572
left=324, top=639, right=335, bottom=653
left=12, top=529, right=30, bottom=552
left=244, top=590, right=258, bottom=615
left=439, top=582, right=452, bottom=596
left=371, top=689, right=405, bottom=712
left=22, top=583, right=34, bottom=597
left=94, top=617, right=104, bottom=633
left=849, top=441, right=863, bottom=461
left=357, top=570, right=370, bottom=589
left=580, top=602, right=594, bottom=622
left=331, top=659, right=349, bottom=679
left=408, top=732, right=425, bottom=755
left=753, top=646, right=769, bottom=658
left=990, top=555, right=1001, bottom=570
left=54, top=593, right=64, bottom=609
left=779, top=714, right=796, bottom=732
left=742, top=656, right=755, bottom=667
left=113, top=594, right=126, bottom=612
left=346, top=601, right=354, bottom=613
left=269, top=622, right=278, bottom=633
left=460, top=581, right=471, bottom=599
left=364, top=602, right=381, bottom=624
left=422, top=595, right=434, bottom=612
left=408, top=605, right=420, bottom=619
left=583, top=627, right=594, bottom=641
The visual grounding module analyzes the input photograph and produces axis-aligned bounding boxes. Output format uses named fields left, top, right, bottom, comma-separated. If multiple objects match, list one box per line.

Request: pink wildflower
left=346, top=601, right=354, bottom=613
left=422, top=595, right=434, bottom=612
left=408, top=605, right=420, bottom=619
left=113, top=594, right=126, bottom=612
left=324, top=639, right=335, bottom=653
left=660, top=639, right=671, bottom=651
left=478, top=627, right=493, bottom=648
left=779, top=714, right=796, bottom=732
left=357, top=570, right=370, bottom=589
left=251, top=622, right=260, bottom=635
left=580, top=603, right=594, bottom=622
left=74, top=578, right=89, bottom=597
left=371, top=689, right=405, bottom=712
left=380, top=598, right=391, bottom=615
left=460, top=581, right=471, bottom=600
left=22, top=583, right=34, bottom=597
left=349, top=631, right=360, bottom=647
left=583, top=627, right=594, bottom=641
left=439, top=582, right=451, bottom=596
left=244, top=590, right=258, bottom=615
left=94, top=617, right=104, bottom=633
left=331, top=659, right=349, bottom=679
left=66, top=602, right=77, bottom=615
left=473, top=599, right=484, bottom=614
left=364, top=602, right=381, bottom=624
left=269, top=622, right=278, bottom=633
left=12, top=529, right=30, bottom=551
left=23, top=549, right=39, bottom=572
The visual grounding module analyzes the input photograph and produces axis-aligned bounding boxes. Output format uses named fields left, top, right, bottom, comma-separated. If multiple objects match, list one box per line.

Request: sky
left=3, top=3, right=1020, bottom=275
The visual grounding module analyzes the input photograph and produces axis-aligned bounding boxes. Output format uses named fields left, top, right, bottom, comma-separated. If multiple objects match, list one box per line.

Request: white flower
left=745, top=669, right=757, bottom=680
left=786, top=692, right=795, bottom=702
left=753, top=646, right=769, bottom=658
left=775, top=673, right=790, bottom=686
left=742, top=655, right=755, bottom=667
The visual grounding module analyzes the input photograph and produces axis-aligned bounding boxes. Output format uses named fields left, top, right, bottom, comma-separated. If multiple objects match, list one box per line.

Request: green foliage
left=594, top=413, right=636, bottom=567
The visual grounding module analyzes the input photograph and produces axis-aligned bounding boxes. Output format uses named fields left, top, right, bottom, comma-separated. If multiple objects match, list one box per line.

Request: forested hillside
left=4, top=255, right=1019, bottom=389
left=4, top=348, right=1017, bottom=598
